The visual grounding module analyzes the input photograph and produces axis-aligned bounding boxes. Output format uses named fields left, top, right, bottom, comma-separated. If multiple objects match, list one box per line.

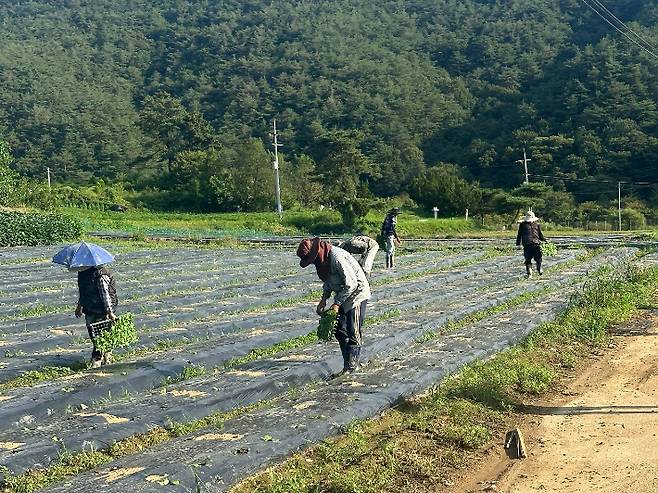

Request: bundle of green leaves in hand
left=317, top=310, right=338, bottom=342
left=541, top=241, right=558, bottom=256
left=95, top=313, right=138, bottom=353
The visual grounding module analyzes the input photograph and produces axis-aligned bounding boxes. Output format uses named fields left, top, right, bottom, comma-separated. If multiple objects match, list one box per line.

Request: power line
left=589, top=0, right=657, bottom=55
left=577, top=0, right=658, bottom=59
left=580, top=0, right=658, bottom=58
left=528, top=173, right=657, bottom=186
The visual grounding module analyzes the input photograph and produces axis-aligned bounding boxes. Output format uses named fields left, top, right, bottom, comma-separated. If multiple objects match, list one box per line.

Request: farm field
left=0, top=241, right=646, bottom=492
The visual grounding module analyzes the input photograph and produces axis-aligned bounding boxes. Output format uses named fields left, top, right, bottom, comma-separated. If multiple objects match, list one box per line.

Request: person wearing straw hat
left=516, top=209, right=546, bottom=278
left=381, top=208, right=401, bottom=269
left=297, top=237, right=371, bottom=375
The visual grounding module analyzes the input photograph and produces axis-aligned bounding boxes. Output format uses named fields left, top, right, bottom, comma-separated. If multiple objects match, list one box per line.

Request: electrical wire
left=577, top=0, right=658, bottom=59
left=589, top=0, right=657, bottom=55
left=529, top=173, right=656, bottom=186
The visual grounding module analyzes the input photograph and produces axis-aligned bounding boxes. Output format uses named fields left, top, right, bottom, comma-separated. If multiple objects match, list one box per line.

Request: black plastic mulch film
left=0, top=243, right=639, bottom=491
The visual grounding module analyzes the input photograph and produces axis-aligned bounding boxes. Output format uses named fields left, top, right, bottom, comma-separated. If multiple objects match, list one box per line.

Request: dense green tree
left=311, top=125, right=378, bottom=227
left=139, top=92, right=214, bottom=174
left=0, top=140, right=18, bottom=206
left=510, top=183, right=576, bottom=224
left=409, top=165, right=481, bottom=217
left=0, top=0, right=656, bottom=216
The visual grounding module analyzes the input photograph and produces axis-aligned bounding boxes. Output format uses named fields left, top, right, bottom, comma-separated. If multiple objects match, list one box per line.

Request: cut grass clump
left=541, top=241, right=558, bottom=256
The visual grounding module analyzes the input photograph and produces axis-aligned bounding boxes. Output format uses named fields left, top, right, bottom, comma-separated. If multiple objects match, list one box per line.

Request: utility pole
left=618, top=181, right=622, bottom=232
left=46, top=167, right=51, bottom=190
left=515, top=148, right=531, bottom=185
left=272, top=119, right=283, bottom=218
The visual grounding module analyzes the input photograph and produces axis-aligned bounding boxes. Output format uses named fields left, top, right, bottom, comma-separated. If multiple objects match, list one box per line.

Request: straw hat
left=518, top=210, right=539, bottom=223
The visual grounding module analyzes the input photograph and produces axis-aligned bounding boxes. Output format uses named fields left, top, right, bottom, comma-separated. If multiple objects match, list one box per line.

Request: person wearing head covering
left=297, top=237, right=371, bottom=375
left=516, top=209, right=546, bottom=278
left=74, top=265, right=118, bottom=367
left=381, top=208, right=401, bottom=268
left=338, top=232, right=379, bottom=279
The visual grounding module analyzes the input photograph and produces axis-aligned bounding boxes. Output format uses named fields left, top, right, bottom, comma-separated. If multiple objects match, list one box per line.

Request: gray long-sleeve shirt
left=322, top=247, right=371, bottom=312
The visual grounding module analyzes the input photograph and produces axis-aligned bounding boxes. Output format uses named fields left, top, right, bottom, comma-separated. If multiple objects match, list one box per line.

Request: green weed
left=163, top=364, right=207, bottom=385
left=0, top=363, right=87, bottom=393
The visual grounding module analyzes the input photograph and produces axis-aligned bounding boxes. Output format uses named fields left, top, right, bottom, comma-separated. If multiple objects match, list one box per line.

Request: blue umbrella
left=52, top=241, right=115, bottom=271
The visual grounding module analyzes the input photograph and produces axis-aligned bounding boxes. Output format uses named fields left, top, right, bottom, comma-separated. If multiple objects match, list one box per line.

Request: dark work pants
left=335, top=300, right=367, bottom=348
left=85, top=312, right=106, bottom=360
left=523, top=244, right=542, bottom=266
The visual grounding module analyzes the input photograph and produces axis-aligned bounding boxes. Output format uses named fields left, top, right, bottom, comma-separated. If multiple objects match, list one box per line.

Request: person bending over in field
left=338, top=232, right=379, bottom=279
left=381, top=208, right=401, bottom=268
left=516, top=209, right=546, bottom=279
left=297, top=237, right=371, bottom=375
left=75, top=265, right=118, bottom=367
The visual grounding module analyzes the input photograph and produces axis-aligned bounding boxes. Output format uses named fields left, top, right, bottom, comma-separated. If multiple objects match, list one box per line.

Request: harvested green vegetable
left=317, top=310, right=338, bottom=342
left=541, top=241, right=558, bottom=256
left=95, top=313, right=138, bottom=353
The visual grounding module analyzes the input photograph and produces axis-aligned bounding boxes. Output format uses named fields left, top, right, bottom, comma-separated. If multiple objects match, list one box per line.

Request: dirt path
left=462, top=310, right=658, bottom=493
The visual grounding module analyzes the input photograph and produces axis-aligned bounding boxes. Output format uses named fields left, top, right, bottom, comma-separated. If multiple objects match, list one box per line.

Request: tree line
left=0, top=0, right=656, bottom=225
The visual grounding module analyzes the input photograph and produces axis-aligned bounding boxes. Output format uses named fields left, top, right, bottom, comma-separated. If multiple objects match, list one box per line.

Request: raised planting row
left=0, top=249, right=476, bottom=382
left=0, top=245, right=636, bottom=488
left=0, top=249, right=514, bottom=421
left=11, top=247, right=639, bottom=493
left=0, top=246, right=454, bottom=310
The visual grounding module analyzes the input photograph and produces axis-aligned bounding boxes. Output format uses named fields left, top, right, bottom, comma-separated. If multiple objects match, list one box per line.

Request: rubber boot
left=345, top=345, right=361, bottom=373
left=101, top=350, right=113, bottom=366
left=525, top=264, right=532, bottom=279
left=537, top=262, right=543, bottom=276
left=338, top=339, right=349, bottom=371
left=390, top=254, right=395, bottom=269
left=385, top=254, right=391, bottom=269
left=90, top=345, right=102, bottom=368
left=90, top=352, right=102, bottom=369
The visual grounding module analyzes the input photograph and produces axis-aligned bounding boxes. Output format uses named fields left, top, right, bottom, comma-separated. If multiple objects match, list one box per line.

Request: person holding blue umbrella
left=53, top=242, right=119, bottom=368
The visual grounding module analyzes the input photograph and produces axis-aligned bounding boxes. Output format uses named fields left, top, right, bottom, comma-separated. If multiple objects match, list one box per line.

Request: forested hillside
left=0, top=0, right=656, bottom=218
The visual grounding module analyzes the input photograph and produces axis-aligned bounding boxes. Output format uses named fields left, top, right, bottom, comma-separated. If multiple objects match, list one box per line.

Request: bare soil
left=458, top=310, right=658, bottom=493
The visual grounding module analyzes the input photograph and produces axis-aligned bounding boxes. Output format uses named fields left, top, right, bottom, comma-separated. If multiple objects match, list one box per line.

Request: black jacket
left=78, top=266, right=118, bottom=315
left=516, top=222, right=546, bottom=246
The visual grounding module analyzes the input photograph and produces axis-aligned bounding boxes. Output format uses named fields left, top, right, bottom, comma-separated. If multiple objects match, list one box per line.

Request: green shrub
left=0, top=211, right=83, bottom=247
